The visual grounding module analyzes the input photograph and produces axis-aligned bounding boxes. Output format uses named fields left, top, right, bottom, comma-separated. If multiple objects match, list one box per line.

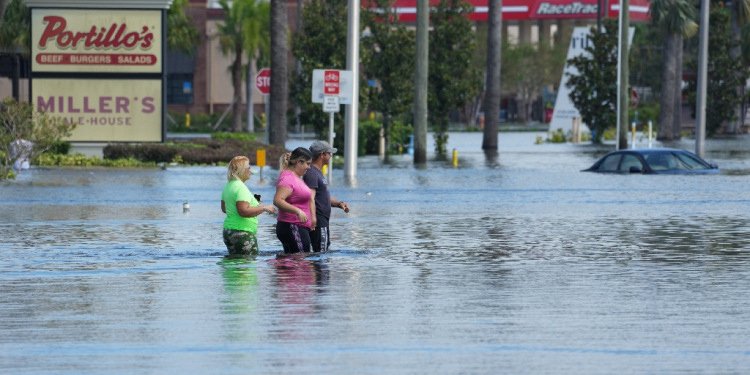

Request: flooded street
left=2, top=132, right=750, bottom=373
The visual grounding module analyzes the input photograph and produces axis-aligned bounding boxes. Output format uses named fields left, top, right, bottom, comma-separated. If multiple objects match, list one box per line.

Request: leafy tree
left=362, top=0, right=415, bottom=159
left=428, top=0, right=481, bottom=153
left=502, top=42, right=565, bottom=124
left=686, top=7, right=750, bottom=137
left=0, top=99, right=76, bottom=180
left=565, top=19, right=620, bottom=143
left=290, top=0, right=368, bottom=152
left=650, top=0, right=697, bottom=140
left=217, top=0, right=270, bottom=132
left=166, top=0, right=201, bottom=55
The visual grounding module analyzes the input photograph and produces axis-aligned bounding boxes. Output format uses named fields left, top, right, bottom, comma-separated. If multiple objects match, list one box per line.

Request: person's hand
left=297, top=210, right=309, bottom=223
left=264, top=205, right=276, bottom=214
left=310, top=217, right=317, bottom=230
left=339, top=202, right=350, bottom=213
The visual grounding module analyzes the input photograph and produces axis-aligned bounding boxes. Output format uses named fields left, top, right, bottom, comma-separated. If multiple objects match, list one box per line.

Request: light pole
left=344, top=0, right=360, bottom=177
left=695, top=0, right=709, bottom=158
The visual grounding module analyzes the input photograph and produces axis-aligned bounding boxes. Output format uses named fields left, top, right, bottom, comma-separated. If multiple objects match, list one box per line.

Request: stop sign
left=256, top=68, right=271, bottom=95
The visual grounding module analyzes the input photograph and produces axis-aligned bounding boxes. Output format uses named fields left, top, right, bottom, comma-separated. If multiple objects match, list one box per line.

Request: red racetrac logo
left=530, top=0, right=599, bottom=19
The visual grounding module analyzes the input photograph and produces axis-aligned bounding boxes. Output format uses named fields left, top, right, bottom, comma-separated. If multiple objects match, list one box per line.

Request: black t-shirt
left=302, top=165, right=331, bottom=227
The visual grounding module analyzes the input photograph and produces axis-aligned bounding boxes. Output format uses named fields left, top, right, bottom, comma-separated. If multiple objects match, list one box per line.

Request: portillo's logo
left=35, top=15, right=157, bottom=66
left=531, top=0, right=599, bottom=19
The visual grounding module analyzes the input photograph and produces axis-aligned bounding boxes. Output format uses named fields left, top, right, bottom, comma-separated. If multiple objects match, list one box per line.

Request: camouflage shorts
left=222, top=228, right=259, bottom=256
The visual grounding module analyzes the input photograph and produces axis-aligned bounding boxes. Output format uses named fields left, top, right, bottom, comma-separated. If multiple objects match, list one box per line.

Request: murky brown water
left=2, top=132, right=750, bottom=373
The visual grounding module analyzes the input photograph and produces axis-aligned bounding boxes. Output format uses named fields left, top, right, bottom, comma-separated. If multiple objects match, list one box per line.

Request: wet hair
left=227, top=156, right=250, bottom=181
left=279, top=147, right=312, bottom=170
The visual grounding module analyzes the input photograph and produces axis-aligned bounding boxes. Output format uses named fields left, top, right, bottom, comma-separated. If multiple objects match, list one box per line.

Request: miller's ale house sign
left=31, top=9, right=163, bottom=73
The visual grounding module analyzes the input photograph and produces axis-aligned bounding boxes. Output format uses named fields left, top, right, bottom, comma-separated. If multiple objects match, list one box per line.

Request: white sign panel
left=312, top=69, right=353, bottom=104
left=550, top=26, right=634, bottom=135
left=323, top=96, right=340, bottom=112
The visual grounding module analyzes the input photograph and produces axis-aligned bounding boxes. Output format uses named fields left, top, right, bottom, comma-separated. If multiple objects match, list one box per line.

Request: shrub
left=211, top=132, right=256, bottom=142
left=35, top=153, right=156, bottom=167
left=103, top=138, right=287, bottom=167
left=1, top=98, right=76, bottom=180
left=355, top=120, right=413, bottom=156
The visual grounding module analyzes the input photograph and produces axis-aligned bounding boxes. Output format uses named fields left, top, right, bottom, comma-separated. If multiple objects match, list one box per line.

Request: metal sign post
left=322, top=96, right=340, bottom=185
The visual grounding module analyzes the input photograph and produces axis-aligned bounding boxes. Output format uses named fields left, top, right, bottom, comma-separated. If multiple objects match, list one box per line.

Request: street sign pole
left=322, top=95, right=340, bottom=186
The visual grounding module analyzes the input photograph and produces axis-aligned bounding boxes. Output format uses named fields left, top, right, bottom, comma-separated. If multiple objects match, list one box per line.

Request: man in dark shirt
left=303, top=141, right=350, bottom=253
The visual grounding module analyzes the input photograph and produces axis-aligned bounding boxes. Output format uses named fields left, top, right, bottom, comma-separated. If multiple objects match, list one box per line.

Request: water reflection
left=219, top=258, right=260, bottom=344
left=268, top=256, right=329, bottom=343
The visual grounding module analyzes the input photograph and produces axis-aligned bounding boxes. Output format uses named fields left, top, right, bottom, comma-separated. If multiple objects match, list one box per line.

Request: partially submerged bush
left=1, top=98, right=76, bottom=180
left=103, top=138, right=286, bottom=167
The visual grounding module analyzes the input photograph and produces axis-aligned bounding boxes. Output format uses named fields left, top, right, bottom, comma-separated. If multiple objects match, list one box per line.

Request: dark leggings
left=276, top=221, right=311, bottom=254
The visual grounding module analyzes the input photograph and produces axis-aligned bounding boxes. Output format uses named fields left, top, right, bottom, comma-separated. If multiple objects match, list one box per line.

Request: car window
left=675, top=152, right=710, bottom=170
left=598, top=154, right=622, bottom=171
left=619, top=154, right=643, bottom=172
left=644, top=152, right=682, bottom=170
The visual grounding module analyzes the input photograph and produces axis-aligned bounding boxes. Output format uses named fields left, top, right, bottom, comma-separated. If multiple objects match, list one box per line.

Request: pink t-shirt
left=276, top=170, right=313, bottom=228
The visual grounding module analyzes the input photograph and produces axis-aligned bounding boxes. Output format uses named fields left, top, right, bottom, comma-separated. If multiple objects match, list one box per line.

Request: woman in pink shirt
left=273, top=147, right=314, bottom=254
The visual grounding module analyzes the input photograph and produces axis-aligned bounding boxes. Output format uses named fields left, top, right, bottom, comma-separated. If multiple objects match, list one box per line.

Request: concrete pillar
left=538, top=20, right=552, bottom=47
left=519, top=20, right=532, bottom=44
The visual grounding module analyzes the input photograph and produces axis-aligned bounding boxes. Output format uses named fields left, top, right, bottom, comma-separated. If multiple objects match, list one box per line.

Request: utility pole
left=482, top=0, right=502, bottom=150
left=695, top=0, right=709, bottom=158
left=413, top=0, right=428, bottom=163
left=617, top=0, right=629, bottom=150
left=344, top=0, right=360, bottom=178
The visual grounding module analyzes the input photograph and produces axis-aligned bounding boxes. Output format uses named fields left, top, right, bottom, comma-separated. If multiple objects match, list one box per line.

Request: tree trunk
left=232, top=45, right=243, bottom=132
left=246, top=60, right=255, bottom=132
left=269, top=0, right=288, bottom=147
left=673, top=35, right=683, bottom=140
left=482, top=0, right=502, bottom=150
left=730, top=0, right=742, bottom=134
left=657, top=33, right=676, bottom=140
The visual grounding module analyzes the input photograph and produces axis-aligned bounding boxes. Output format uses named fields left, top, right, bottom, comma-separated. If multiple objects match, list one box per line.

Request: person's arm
left=274, top=185, right=309, bottom=223
left=236, top=201, right=275, bottom=218
left=330, top=197, right=350, bottom=213
left=221, top=200, right=226, bottom=214
left=309, top=188, right=317, bottom=230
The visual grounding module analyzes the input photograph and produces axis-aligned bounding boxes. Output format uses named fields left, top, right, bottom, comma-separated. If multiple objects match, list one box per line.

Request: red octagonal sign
left=256, top=68, right=271, bottom=95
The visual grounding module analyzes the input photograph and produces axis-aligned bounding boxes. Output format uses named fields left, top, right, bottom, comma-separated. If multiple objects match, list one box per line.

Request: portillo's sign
left=31, top=9, right=162, bottom=73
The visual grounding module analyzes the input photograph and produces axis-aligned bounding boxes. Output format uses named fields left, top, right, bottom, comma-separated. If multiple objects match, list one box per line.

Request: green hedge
left=103, top=138, right=286, bottom=167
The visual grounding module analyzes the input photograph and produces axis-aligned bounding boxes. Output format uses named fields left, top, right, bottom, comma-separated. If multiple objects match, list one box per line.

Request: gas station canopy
left=385, top=0, right=651, bottom=22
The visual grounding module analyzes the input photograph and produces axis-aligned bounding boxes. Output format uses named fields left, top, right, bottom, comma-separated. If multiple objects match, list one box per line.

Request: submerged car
left=583, top=148, right=720, bottom=174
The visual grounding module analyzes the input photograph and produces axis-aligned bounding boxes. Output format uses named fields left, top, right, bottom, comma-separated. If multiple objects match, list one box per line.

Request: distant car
left=582, top=149, right=720, bottom=174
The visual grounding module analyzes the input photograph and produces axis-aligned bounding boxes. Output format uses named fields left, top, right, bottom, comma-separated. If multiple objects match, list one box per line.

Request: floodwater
left=2, top=132, right=750, bottom=374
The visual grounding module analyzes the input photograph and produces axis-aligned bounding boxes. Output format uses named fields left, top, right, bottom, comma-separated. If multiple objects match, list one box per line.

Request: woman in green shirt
left=221, top=156, right=276, bottom=255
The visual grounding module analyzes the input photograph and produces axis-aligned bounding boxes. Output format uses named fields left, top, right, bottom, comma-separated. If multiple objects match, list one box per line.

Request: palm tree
left=240, top=1, right=270, bottom=133
left=482, top=0, right=501, bottom=150
left=218, top=0, right=270, bottom=133
left=650, top=0, right=697, bottom=141
left=269, top=0, right=288, bottom=146
left=167, top=0, right=201, bottom=56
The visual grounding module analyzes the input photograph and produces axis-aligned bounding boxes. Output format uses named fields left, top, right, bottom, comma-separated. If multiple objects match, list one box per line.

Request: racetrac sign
left=531, top=0, right=599, bottom=19
left=31, top=9, right=162, bottom=73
